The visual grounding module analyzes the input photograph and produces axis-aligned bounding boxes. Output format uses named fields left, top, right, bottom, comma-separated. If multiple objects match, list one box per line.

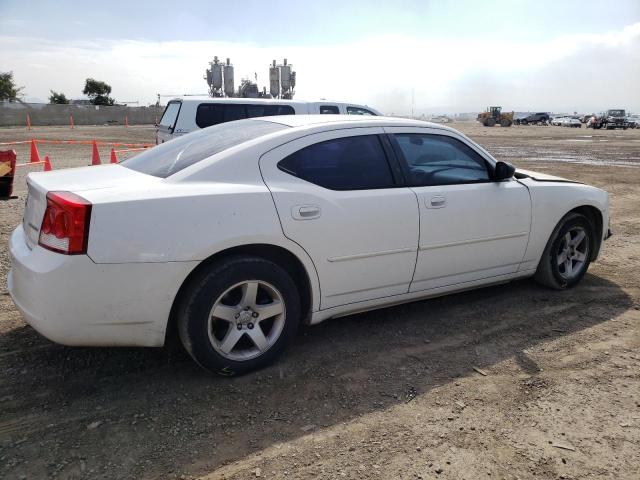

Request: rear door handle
left=426, top=195, right=446, bottom=209
left=292, top=205, right=321, bottom=220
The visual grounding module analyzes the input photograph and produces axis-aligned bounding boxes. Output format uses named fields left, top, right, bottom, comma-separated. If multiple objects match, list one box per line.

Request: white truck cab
left=156, top=97, right=381, bottom=143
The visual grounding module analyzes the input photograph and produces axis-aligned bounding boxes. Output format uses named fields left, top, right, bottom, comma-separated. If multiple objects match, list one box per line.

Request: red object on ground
left=44, top=155, right=52, bottom=171
left=91, top=140, right=101, bottom=165
left=70, top=114, right=75, bottom=129
left=26, top=114, right=32, bottom=131
left=30, top=139, right=41, bottom=163
left=125, top=116, right=129, bottom=127
left=110, top=148, right=118, bottom=164
left=0, top=150, right=17, bottom=199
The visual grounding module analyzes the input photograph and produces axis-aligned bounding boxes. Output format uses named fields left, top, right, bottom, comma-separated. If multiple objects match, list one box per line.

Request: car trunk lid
left=23, top=165, right=160, bottom=249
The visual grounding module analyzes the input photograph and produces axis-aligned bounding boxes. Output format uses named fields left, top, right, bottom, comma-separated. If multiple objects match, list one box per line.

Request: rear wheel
left=177, top=256, right=301, bottom=375
left=500, top=119, right=512, bottom=127
left=485, top=118, right=496, bottom=127
left=534, top=213, right=593, bottom=289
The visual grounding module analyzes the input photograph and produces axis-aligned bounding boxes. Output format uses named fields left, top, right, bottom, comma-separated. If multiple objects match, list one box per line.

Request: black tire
left=177, top=255, right=301, bottom=376
left=486, top=118, right=496, bottom=127
left=500, top=119, right=512, bottom=127
left=534, top=213, right=594, bottom=290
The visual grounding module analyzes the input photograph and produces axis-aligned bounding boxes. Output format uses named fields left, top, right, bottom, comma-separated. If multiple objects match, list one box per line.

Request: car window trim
left=379, top=134, right=407, bottom=186
left=387, top=132, right=496, bottom=187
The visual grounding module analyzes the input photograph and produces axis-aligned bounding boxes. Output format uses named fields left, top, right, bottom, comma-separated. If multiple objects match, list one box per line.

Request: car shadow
left=0, top=273, right=633, bottom=479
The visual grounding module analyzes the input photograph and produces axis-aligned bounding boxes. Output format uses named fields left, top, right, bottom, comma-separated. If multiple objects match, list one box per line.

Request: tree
left=0, top=71, right=23, bottom=102
left=82, top=78, right=115, bottom=105
left=49, top=90, right=69, bottom=104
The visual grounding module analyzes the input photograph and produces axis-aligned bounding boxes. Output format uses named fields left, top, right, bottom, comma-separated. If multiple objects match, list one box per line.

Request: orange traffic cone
left=110, top=148, right=118, bottom=164
left=43, top=155, right=52, bottom=171
left=91, top=140, right=101, bottom=165
left=30, top=139, right=41, bottom=163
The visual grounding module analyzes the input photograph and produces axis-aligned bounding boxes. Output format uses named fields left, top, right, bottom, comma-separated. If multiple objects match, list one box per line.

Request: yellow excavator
left=477, top=106, right=514, bottom=127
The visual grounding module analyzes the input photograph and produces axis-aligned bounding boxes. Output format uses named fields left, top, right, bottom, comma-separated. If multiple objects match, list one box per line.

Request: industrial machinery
left=477, top=106, right=514, bottom=127
left=205, top=57, right=296, bottom=99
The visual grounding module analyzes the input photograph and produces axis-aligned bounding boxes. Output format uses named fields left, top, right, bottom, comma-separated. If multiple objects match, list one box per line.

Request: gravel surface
left=0, top=122, right=639, bottom=479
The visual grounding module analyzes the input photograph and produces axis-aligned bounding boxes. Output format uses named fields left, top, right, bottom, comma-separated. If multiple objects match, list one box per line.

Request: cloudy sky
left=1, top=0, right=639, bottom=114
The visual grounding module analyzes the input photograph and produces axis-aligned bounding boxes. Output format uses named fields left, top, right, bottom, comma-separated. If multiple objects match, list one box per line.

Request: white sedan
left=8, top=116, right=611, bottom=375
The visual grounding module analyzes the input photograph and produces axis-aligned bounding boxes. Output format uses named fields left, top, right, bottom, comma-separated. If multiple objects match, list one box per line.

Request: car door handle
left=292, top=205, right=321, bottom=220
left=426, top=195, right=446, bottom=209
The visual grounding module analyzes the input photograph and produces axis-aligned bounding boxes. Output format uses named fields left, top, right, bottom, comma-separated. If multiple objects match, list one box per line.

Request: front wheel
left=534, top=213, right=594, bottom=289
left=177, top=256, right=301, bottom=375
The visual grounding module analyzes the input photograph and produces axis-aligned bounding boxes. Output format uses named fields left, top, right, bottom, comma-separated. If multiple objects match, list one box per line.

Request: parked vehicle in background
left=516, top=112, right=550, bottom=125
left=564, top=117, right=582, bottom=128
left=9, top=115, right=611, bottom=375
left=550, top=116, right=566, bottom=126
left=581, top=114, right=595, bottom=123
left=626, top=114, right=639, bottom=129
left=587, top=109, right=629, bottom=130
left=429, top=115, right=452, bottom=124
left=156, top=97, right=381, bottom=143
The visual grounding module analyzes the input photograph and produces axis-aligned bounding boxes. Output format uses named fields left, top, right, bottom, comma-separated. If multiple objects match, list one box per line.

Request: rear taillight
left=38, top=191, right=92, bottom=255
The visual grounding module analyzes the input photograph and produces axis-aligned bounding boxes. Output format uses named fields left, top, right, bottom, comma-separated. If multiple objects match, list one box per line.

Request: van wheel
left=177, top=255, right=301, bottom=376
left=534, top=213, right=593, bottom=290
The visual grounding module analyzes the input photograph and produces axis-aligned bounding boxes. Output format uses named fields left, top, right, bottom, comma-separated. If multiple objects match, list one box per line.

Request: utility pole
left=411, top=88, right=415, bottom=118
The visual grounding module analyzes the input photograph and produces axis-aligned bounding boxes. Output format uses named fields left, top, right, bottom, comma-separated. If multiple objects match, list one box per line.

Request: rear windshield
left=196, top=103, right=295, bottom=128
left=159, top=101, right=181, bottom=128
left=121, top=120, right=288, bottom=178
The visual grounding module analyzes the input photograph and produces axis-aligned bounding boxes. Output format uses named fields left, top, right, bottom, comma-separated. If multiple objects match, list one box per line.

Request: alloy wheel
left=207, top=280, right=286, bottom=361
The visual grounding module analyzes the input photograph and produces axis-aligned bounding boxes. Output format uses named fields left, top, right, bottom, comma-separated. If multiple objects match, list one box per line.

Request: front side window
left=346, top=106, right=375, bottom=116
left=159, top=101, right=181, bottom=129
left=392, top=134, right=490, bottom=187
left=320, top=105, right=340, bottom=114
left=278, top=135, right=395, bottom=190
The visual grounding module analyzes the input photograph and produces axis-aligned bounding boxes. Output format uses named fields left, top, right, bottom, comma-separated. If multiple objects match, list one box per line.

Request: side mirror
left=494, top=161, right=515, bottom=181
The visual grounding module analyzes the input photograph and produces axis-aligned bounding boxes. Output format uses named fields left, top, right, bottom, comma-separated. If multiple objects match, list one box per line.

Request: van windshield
left=121, top=120, right=288, bottom=178
left=159, top=102, right=181, bottom=128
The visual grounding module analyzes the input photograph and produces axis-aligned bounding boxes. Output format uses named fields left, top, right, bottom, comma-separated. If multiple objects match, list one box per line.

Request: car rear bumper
left=8, top=225, right=197, bottom=347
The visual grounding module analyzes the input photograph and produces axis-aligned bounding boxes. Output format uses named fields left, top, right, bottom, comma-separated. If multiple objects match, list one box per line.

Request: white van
left=156, top=97, right=381, bottom=143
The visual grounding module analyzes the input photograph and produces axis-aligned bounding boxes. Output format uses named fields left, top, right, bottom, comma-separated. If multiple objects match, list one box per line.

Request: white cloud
left=1, top=22, right=638, bottom=113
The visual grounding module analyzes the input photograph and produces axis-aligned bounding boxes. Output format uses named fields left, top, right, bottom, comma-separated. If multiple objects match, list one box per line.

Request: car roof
left=170, top=96, right=375, bottom=107
left=261, top=114, right=452, bottom=131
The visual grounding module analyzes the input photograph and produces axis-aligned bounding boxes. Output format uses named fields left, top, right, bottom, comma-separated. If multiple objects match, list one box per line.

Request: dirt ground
left=0, top=122, right=639, bottom=480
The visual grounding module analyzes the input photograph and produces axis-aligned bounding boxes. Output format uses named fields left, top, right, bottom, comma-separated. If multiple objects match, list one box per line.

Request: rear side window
left=196, top=103, right=295, bottom=128
left=247, top=104, right=295, bottom=117
left=346, top=106, right=375, bottom=116
left=159, top=102, right=181, bottom=128
left=122, top=120, right=288, bottom=178
left=320, top=105, right=340, bottom=114
left=392, top=134, right=490, bottom=186
left=277, top=135, right=395, bottom=190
